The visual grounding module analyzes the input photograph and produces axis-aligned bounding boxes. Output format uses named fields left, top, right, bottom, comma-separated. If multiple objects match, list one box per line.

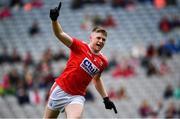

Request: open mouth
left=96, top=44, right=102, bottom=48
left=96, top=44, right=101, bottom=46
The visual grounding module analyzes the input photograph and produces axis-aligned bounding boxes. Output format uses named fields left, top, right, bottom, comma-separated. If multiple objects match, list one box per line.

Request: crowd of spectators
left=0, top=47, right=68, bottom=105
left=0, top=47, right=22, bottom=64
left=140, top=38, right=179, bottom=77
left=0, top=0, right=179, bottom=21
left=106, top=37, right=179, bottom=79
left=71, top=0, right=178, bottom=10
left=137, top=87, right=180, bottom=118
left=0, top=0, right=43, bottom=20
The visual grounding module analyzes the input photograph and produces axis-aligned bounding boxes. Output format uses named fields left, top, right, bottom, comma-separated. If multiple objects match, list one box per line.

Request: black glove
left=49, top=1, right=61, bottom=21
left=103, top=97, right=117, bottom=114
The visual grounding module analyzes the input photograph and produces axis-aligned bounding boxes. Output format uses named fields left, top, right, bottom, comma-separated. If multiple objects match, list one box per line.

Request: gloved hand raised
left=50, top=1, right=61, bottom=21
left=103, top=97, right=118, bottom=114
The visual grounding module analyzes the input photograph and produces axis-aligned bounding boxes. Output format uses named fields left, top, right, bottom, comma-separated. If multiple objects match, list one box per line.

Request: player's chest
left=82, top=50, right=103, bottom=67
left=75, top=49, right=104, bottom=73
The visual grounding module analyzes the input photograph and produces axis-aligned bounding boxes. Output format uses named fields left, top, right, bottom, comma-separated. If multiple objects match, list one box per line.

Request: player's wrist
left=51, top=19, right=58, bottom=22
left=103, top=97, right=109, bottom=102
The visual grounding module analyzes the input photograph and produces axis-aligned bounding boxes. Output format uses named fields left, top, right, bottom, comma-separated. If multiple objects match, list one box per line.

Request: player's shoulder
left=72, top=37, right=87, bottom=45
left=99, top=52, right=108, bottom=68
left=99, top=52, right=108, bottom=62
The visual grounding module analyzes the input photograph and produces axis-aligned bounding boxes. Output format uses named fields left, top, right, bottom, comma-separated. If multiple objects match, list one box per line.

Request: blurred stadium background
left=0, top=0, right=180, bottom=118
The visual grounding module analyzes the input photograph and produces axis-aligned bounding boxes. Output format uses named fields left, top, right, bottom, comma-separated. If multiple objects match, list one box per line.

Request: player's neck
left=88, top=44, right=100, bottom=55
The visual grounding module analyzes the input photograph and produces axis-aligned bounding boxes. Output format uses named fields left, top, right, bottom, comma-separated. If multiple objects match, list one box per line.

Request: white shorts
left=47, top=83, right=85, bottom=113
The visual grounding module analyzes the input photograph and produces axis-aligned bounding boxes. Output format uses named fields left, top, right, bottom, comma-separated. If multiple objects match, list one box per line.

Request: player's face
left=90, top=32, right=106, bottom=53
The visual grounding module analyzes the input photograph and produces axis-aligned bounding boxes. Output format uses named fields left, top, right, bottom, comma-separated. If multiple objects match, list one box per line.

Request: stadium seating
left=0, top=0, right=179, bottom=118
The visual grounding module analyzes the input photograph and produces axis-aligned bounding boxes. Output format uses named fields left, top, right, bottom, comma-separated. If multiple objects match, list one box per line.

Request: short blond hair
left=92, top=26, right=107, bottom=37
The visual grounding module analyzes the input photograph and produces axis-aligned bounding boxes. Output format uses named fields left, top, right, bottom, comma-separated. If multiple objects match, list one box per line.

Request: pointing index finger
left=58, top=2, right=61, bottom=11
left=113, top=106, right=118, bottom=114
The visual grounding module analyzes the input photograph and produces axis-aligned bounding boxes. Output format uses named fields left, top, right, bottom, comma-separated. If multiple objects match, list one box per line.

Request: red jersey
left=55, top=38, right=108, bottom=96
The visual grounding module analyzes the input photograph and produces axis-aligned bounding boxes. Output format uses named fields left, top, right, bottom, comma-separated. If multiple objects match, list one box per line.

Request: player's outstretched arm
left=93, top=74, right=118, bottom=114
left=50, top=1, right=73, bottom=47
left=93, top=74, right=108, bottom=98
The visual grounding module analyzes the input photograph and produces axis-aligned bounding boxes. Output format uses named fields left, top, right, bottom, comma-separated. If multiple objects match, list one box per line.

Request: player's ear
left=89, top=35, right=92, bottom=42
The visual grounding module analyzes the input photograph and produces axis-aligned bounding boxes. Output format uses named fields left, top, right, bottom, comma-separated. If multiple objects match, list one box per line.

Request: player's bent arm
left=92, top=73, right=108, bottom=98
left=52, top=21, right=73, bottom=47
left=93, top=74, right=118, bottom=114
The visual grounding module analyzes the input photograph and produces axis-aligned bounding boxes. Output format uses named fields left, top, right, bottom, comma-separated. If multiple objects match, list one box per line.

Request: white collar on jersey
left=88, top=44, right=101, bottom=55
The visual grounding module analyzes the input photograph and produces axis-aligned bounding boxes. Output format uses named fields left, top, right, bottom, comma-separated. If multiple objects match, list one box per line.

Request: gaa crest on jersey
left=80, top=58, right=100, bottom=77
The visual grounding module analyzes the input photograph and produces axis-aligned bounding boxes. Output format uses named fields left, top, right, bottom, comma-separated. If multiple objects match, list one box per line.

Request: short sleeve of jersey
left=69, top=38, right=83, bottom=52
left=101, top=55, right=109, bottom=73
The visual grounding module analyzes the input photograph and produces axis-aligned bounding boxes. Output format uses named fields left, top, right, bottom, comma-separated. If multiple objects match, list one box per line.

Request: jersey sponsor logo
left=80, top=58, right=100, bottom=77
